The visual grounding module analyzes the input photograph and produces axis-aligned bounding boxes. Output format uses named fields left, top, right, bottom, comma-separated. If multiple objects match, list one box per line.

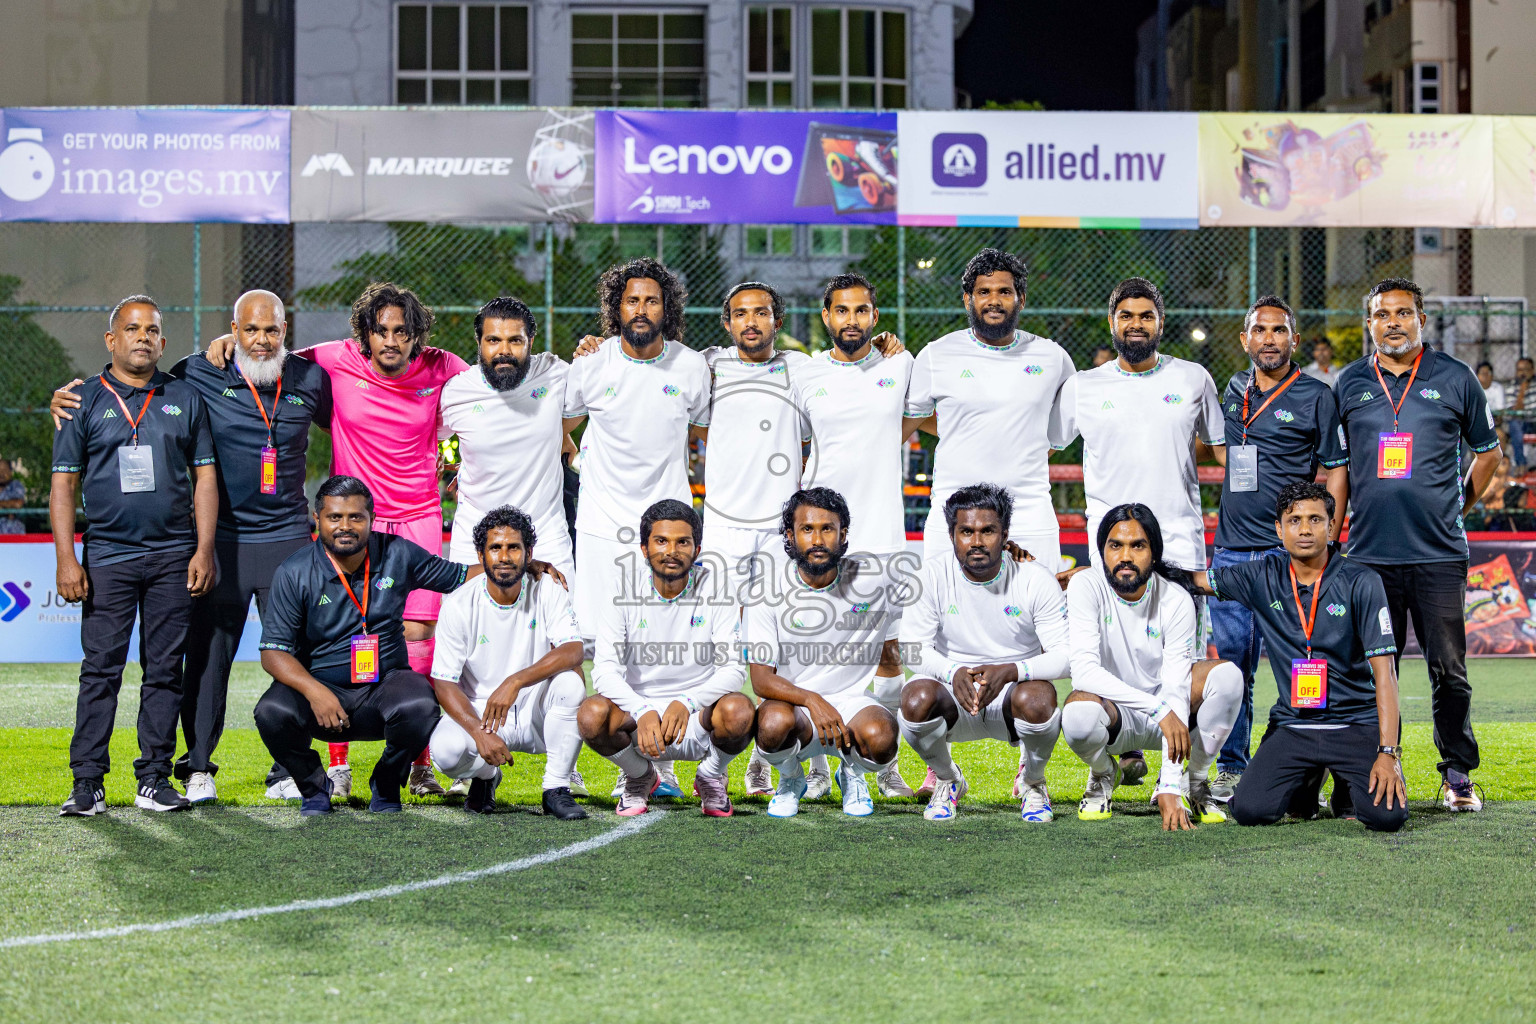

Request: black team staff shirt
left=1208, top=556, right=1396, bottom=726
left=258, top=533, right=468, bottom=687
left=1336, top=347, right=1499, bottom=564
left=170, top=354, right=333, bottom=542
left=1214, top=363, right=1347, bottom=550
left=51, top=366, right=217, bottom=565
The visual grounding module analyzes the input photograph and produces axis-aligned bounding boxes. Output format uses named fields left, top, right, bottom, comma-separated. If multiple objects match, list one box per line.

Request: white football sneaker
left=1078, top=765, right=1117, bottom=821
left=837, top=761, right=875, bottom=817
left=265, top=776, right=301, bottom=801
left=922, top=767, right=969, bottom=822
left=767, top=770, right=808, bottom=818
left=326, top=765, right=353, bottom=802
left=804, top=757, right=833, bottom=800
left=184, top=772, right=217, bottom=805
left=567, top=769, right=590, bottom=798
left=743, top=753, right=774, bottom=797
left=875, top=762, right=914, bottom=798
left=1019, top=780, right=1053, bottom=822
left=447, top=776, right=472, bottom=798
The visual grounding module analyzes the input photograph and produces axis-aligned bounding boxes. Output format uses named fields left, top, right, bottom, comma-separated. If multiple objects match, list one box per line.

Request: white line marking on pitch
left=0, top=811, right=662, bottom=950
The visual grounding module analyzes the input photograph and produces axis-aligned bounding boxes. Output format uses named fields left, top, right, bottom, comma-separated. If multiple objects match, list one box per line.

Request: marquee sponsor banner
left=898, top=111, right=1199, bottom=228
left=290, top=108, right=594, bottom=222
left=0, top=108, right=289, bottom=222
left=1199, top=113, right=1496, bottom=227
left=0, top=542, right=261, bottom=663
left=1402, top=539, right=1536, bottom=658
left=594, top=110, right=897, bottom=224
left=1492, top=116, right=1536, bottom=228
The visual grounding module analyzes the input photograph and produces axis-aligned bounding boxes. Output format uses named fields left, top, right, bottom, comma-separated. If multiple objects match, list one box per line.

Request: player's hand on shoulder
left=527, top=559, right=568, bottom=590
left=1056, top=565, right=1089, bottom=591
left=1157, top=791, right=1195, bottom=831
left=573, top=334, right=604, bottom=358
left=872, top=331, right=905, bottom=357
left=50, top=378, right=84, bottom=430
left=204, top=334, right=236, bottom=368
left=1004, top=540, right=1034, bottom=563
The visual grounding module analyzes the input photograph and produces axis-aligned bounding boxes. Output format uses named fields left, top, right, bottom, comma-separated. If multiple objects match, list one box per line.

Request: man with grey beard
left=1337, top=277, right=1501, bottom=813
left=51, top=290, right=334, bottom=804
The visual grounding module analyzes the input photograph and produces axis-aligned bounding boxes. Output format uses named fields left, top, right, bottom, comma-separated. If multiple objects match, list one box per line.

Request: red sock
left=413, top=749, right=432, bottom=767
left=328, top=743, right=349, bottom=768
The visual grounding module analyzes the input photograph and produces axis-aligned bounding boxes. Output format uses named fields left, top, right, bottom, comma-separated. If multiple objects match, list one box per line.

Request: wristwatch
left=1377, top=745, right=1402, bottom=758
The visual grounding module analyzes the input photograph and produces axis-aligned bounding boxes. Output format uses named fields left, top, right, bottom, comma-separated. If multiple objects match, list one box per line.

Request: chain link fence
left=2, top=221, right=1530, bottom=530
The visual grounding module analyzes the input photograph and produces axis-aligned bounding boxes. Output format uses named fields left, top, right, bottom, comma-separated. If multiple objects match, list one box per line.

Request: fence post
left=543, top=222, right=555, bottom=353
left=1247, top=226, right=1257, bottom=308
left=192, top=222, right=202, bottom=352
left=896, top=224, right=907, bottom=342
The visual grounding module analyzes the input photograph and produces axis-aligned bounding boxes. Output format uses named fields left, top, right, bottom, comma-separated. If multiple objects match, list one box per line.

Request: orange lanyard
left=99, top=374, right=156, bottom=447
left=324, top=550, right=370, bottom=628
left=1241, top=367, right=1302, bottom=443
left=1371, top=349, right=1424, bottom=433
left=1288, top=559, right=1327, bottom=658
left=241, top=373, right=283, bottom=448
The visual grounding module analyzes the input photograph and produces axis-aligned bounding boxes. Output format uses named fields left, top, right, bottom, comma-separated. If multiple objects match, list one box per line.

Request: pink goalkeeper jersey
left=300, top=341, right=468, bottom=521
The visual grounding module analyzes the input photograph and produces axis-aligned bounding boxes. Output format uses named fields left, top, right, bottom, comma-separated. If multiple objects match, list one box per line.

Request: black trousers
left=252, top=669, right=440, bottom=799
left=174, top=534, right=308, bottom=780
left=1231, top=722, right=1408, bottom=833
left=1357, top=559, right=1477, bottom=775
left=72, top=549, right=194, bottom=784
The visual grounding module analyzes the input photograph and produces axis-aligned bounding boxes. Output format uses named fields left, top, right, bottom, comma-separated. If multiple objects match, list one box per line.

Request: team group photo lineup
left=50, top=242, right=1502, bottom=834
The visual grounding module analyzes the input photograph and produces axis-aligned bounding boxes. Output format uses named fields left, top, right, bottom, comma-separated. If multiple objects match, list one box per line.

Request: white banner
left=897, top=110, right=1199, bottom=228
left=0, top=542, right=262, bottom=664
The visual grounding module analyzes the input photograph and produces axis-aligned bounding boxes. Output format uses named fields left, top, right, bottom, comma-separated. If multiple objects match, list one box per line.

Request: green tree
left=0, top=275, right=79, bottom=506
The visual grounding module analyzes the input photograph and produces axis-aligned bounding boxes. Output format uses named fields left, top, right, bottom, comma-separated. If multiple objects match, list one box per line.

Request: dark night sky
left=955, top=0, right=1159, bottom=111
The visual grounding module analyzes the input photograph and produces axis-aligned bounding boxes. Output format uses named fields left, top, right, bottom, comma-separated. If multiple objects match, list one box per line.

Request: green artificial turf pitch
left=0, top=660, right=1533, bottom=1023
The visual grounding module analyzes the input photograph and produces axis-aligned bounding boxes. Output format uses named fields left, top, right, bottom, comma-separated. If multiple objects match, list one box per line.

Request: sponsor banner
left=594, top=110, right=897, bottom=224
left=1492, top=116, right=1536, bottom=228
left=1402, top=540, right=1536, bottom=658
left=1199, top=113, right=1496, bottom=228
left=291, top=108, right=593, bottom=222
left=898, top=111, right=1199, bottom=228
left=0, top=107, right=289, bottom=223
left=0, top=542, right=261, bottom=663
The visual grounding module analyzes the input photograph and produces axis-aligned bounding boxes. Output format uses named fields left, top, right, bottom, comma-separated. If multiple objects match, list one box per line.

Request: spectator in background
left=1303, top=338, right=1341, bottom=388
left=1089, top=345, right=1113, bottom=367
left=0, top=457, right=25, bottom=534
left=1508, top=357, right=1535, bottom=468
left=1477, top=362, right=1506, bottom=419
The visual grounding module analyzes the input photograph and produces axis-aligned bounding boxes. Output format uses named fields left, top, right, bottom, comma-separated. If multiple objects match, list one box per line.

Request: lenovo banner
left=594, top=110, right=898, bottom=224
left=0, top=107, right=289, bottom=223
left=290, top=108, right=594, bottom=222
left=898, top=110, right=1200, bottom=228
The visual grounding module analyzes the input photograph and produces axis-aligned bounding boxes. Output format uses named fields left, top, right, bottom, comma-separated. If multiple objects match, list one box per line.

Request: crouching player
left=899, top=484, right=1069, bottom=822
left=428, top=506, right=589, bottom=819
left=746, top=488, right=902, bottom=818
left=580, top=500, right=753, bottom=817
left=1187, top=482, right=1407, bottom=832
left=1061, top=504, right=1243, bottom=829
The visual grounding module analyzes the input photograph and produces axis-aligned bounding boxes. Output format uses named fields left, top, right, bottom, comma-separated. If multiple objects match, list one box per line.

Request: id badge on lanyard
left=350, top=633, right=380, bottom=684
left=117, top=445, right=155, bottom=492
left=260, top=446, right=278, bottom=494
left=1290, top=658, right=1328, bottom=709
left=243, top=374, right=283, bottom=497
left=1229, top=445, right=1259, bottom=492
left=1372, top=352, right=1421, bottom=480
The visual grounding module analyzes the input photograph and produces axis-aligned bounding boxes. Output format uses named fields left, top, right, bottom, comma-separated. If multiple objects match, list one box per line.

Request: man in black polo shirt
left=51, top=295, right=219, bottom=817
left=52, top=290, right=334, bottom=805
left=1192, top=482, right=1407, bottom=832
left=254, top=475, right=475, bottom=815
left=1337, top=277, right=1501, bottom=812
left=1209, top=295, right=1349, bottom=803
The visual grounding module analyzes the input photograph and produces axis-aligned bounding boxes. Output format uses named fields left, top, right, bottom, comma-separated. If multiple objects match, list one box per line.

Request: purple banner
left=0, top=108, right=290, bottom=223
left=595, top=110, right=897, bottom=224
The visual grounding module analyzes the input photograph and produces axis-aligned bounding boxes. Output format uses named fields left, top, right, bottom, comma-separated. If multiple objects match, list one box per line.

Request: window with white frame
left=745, top=226, right=796, bottom=257
left=810, top=7, right=907, bottom=109
left=395, top=3, right=531, bottom=105
left=571, top=8, right=707, bottom=108
left=810, top=225, right=872, bottom=257
left=746, top=6, right=794, bottom=108
left=1412, top=61, right=1441, bottom=114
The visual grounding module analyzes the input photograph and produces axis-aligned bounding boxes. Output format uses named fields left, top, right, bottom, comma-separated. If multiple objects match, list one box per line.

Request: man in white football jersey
left=900, top=483, right=1069, bottom=823
left=746, top=488, right=903, bottom=818
left=789, top=273, right=927, bottom=798
left=427, top=506, right=589, bottom=820
left=580, top=500, right=753, bottom=818
left=439, top=297, right=574, bottom=578
left=1060, top=504, right=1243, bottom=829
left=1049, top=277, right=1226, bottom=571
left=907, top=249, right=1075, bottom=573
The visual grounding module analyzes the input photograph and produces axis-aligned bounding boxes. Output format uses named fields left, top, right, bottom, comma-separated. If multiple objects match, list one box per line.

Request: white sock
left=1014, top=708, right=1061, bottom=786
left=747, top=745, right=771, bottom=772
left=809, top=752, right=830, bottom=774
left=898, top=713, right=956, bottom=782
left=1060, top=701, right=1114, bottom=776
left=541, top=706, right=583, bottom=791
left=1190, top=662, right=1243, bottom=783
left=699, top=743, right=735, bottom=780
left=871, top=672, right=904, bottom=714
left=760, top=739, right=805, bottom=779
left=607, top=743, right=650, bottom=779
